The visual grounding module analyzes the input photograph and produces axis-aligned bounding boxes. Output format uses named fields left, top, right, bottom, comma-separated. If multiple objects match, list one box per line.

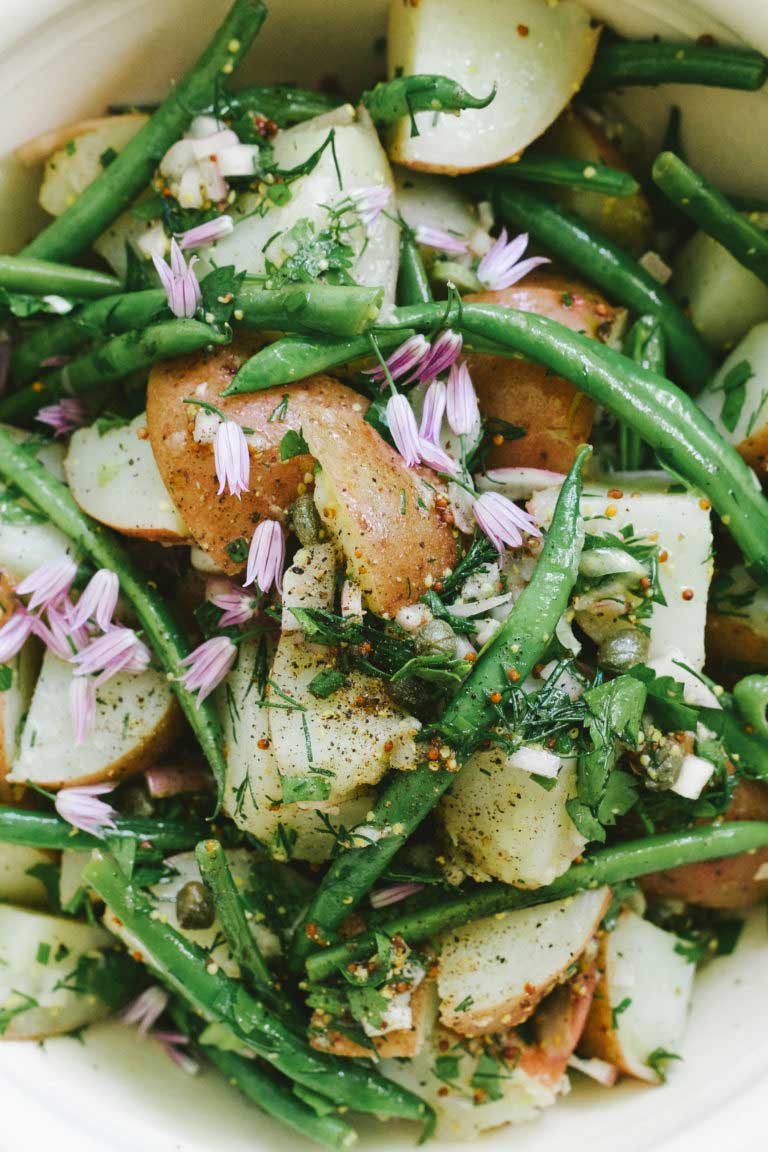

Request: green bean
left=227, top=85, right=342, bottom=127
left=306, top=821, right=768, bottom=981
left=21, top=0, right=268, bottom=263
left=222, top=328, right=412, bottom=395
left=584, top=40, right=768, bottom=94
left=362, top=74, right=495, bottom=130
left=492, top=156, right=639, bottom=197
left=0, top=255, right=120, bottom=299
left=289, top=448, right=588, bottom=968
left=492, top=183, right=713, bottom=390
left=11, top=282, right=382, bottom=386
left=620, top=315, right=665, bottom=471
left=227, top=298, right=768, bottom=581
left=0, top=429, right=228, bottom=799
left=652, top=151, right=768, bottom=286
left=0, top=319, right=228, bottom=425
left=195, top=839, right=276, bottom=998
left=397, top=229, right=433, bottom=306
left=84, top=852, right=431, bottom=1126
left=733, top=675, right=768, bottom=740
left=0, top=805, right=204, bottom=854
left=203, top=1046, right=357, bottom=1150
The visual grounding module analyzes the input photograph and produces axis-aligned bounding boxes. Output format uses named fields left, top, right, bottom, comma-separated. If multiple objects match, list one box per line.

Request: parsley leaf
left=279, top=428, right=310, bottom=460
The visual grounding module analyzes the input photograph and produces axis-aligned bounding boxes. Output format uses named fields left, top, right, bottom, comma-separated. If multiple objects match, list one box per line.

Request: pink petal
left=16, top=556, right=77, bottom=612
left=70, top=677, right=96, bottom=745
left=0, top=610, right=35, bottom=663
left=417, top=437, right=458, bottom=474
left=473, top=491, right=541, bottom=555
left=446, top=362, right=480, bottom=437
left=179, top=215, right=234, bottom=250
left=419, top=380, right=447, bottom=445
left=387, top=394, right=421, bottom=468
left=214, top=421, right=250, bottom=498
left=417, top=330, right=463, bottom=383
left=415, top=224, right=469, bottom=254
left=364, top=334, right=430, bottom=386
left=180, top=635, right=237, bottom=705
left=54, top=783, right=117, bottom=838
left=244, top=520, right=285, bottom=595
left=370, top=882, right=424, bottom=909
left=69, top=569, right=120, bottom=631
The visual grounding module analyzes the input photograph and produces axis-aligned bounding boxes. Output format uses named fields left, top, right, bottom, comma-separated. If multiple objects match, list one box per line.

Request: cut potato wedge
left=219, top=636, right=377, bottom=863
left=706, top=566, right=768, bottom=675
left=0, top=904, right=118, bottom=1040
left=465, top=274, right=624, bottom=472
left=579, top=909, right=694, bottom=1083
left=536, top=110, right=653, bottom=255
left=207, top=106, right=399, bottom=310
left=17, top=113, right=149, bottom=170
left=65, top=413, right=189, bottom=543
left=440, top=749, right=586, bottom=888
left=437, top=886, right=610, bottom=1037
left=530, top=473, right=713, bottom=670
left=0, top=430, right=75, bottom=585
left=641, top=779, right=768, bottom=909
left=0, top=843, right=56, bottom=908
left=311, top=978, right=435, bottom=1060
left=0, top=579, right=41, bottom=787
left=697, top=321, right=768, bottom=481
left=387, top=0, right=599, bottom=174
left=395, top=167, right=482, bottom=253
left=9, top=649, right=179, bottom=789
left=671, top=219, right=768, bottom=352
left=146, top=348, right=457, bottom=613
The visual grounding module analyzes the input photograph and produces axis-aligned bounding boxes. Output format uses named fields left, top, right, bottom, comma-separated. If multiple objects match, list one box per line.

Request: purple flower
left=415, top=224, right=469, bottom=254
left=473, top=491, right=541, bottom=555
left=417, top=437, right=458, bottom=474
left=69, top=569, right=119, bottom=631
left=155, top=1031, right=199, bottom=1076
left=70, top=676, right=96, bottom=746
left=446, top=362, right=480, bottom=437
left=0, top=609, right=35, bottom=663
left=387, top=394, right=421, bottom=468
left=180, top=635, right=237, bottom=705
left=417, top=330, right=463, bottom=383
left=244, top=520, right=285, bottom=595
left=71, top=627, right=151, bottom=685
left=179, top=214, right=234, bottom=250
left=153, top=239, right=202, bottom=319
left=34, top=600, right=88, bottom=660
left=419, top=381, right=447, bottom=445
left=35, top=397, right=87, bottom=438
left=54, top=783, right=117, bottom=838
left=214, top=420, right=250, bottom=498
left=348, top=185, right=391, bottom=228
left=363, top=334, right=430, bottom=386
left=16, top=556, right=77, bottom=612
left=476, top=228, right=550, bottom=291
left=370, top=882, right=424, bottom=910
left=122, top=986, right=169, bottom=1036
left=206, top=577, right=259, bottom=627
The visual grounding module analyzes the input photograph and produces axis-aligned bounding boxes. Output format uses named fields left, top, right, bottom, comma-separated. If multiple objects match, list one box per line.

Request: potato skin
left=147, top=345, right=457, bottom=614
left=706, top=612, right=768, bottom=675
left=737, top=422, right=768, bottom=482
left=465, top=274, right=622, bottom=472
left=640, top=779, right=768, bottom=909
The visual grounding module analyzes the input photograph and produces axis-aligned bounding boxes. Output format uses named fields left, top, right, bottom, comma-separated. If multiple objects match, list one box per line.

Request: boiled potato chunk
left=440, top=750, right=586, bottom=888
left=9, top=649, right=178, bottom=789
left=437, top=886, right=610, bottom=1036
left=579, top=909, right=694, bottom=1083
left=0, top=844, right=55, bottom=908
left=219, top=636, right=377, bottom=863
left=706, top=566, right=768, bottom=675
left=465, top=274, right=624, bottom=472
left=530, top=473, right=713, bottom=670
left=311, top=978, right=436, bottom=1060
left=697, top=322, right=768, bottom=481
left=37, top=115, right=148, bottom=216
left=146, top=348, right=457, bottom=614
left=0, top=429, right=74, bottom=585
left=671, top=219, right=768, bottom=352
left=65, top=414, right=189, bottom=542
left=0, top=904, right=117, bottom=1040
left=641, top=779, right=768, bottom=910
left=208, top=106, right=399, bottom=310
left=387, top=0, right=599, bottom=174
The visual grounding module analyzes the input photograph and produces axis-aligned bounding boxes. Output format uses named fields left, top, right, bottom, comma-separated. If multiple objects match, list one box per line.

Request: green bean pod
left=0, top=255, right=120, bottom=299
left=492, top=183, right=713, bottom=390
left=306, top=821, right=768, bottom=981
left=289, top=448, right=588, bottom=968
left=0, top=806, right=205, bottom=854
left=226, top=84, right=342, bottom=127
left=83, top=853, right=431, bottom=1126
left=584, top=40, right=768, bottom=94
left=492, top=156, right=639, bottom=197
left=620, top=314, right=666, bottom=470
left=397, top=230, right=433, bottom=306
left=21, top=0, right=268, bottom=262
left=1, top=320, right=228, bottom=425
left=362, top=74, right=495, bottom=129
left=0, top=429, right=228, bottom=800
left=652, top=151, right=768, bottom=286
left=733, top=675, right=768, bottom=740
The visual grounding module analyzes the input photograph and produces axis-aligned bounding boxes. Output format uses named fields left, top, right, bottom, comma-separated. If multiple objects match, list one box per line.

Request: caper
left=175, top=880, right=214, bottom=929
left=644, top=736, right=685, bottom=792
left=290, top=493, right=322, bottom=546
left=385, top=677, right=429, bottom=712
left=414, top=618, right=456, bottom=657
left=597, top=627, right=650, bottom=672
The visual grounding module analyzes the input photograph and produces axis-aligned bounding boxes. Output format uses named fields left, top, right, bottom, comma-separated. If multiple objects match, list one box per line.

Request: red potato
left=146, top=345, right=457, bottom=616
left=310, top=979, right=434, bottom=1060
left=640, top=779, right=768, bottom=909
left=518, top=966, right=598, bottom=1090
left=465, top=273, right=624, bottom=472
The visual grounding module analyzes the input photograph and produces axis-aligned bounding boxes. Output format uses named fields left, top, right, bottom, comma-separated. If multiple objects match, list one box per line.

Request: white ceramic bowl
left=1, top=2, right=767, bottom=1149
